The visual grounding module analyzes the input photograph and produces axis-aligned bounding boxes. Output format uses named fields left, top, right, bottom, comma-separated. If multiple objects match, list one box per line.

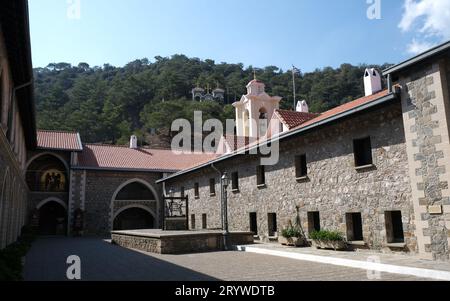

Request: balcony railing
left=28, top=183, right=68, bottom=193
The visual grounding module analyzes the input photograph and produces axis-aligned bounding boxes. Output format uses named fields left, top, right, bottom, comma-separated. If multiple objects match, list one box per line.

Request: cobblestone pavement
left=24, top=237, right=431, bottom=281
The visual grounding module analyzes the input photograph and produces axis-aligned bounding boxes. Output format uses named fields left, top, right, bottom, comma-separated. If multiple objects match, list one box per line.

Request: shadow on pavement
left=24, top=237, right=219, bottom=281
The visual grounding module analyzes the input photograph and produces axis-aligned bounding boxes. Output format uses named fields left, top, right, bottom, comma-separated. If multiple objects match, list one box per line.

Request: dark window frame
left=295, top=154, right=308, bottom=178
left=256, top=165, right=266, bottom=186
left=231, top=172, right=239, bottom=191
left=385, top=211, right=405, bottom=243
left=249, top=212, right=258, bottom=235
left=307, top=211, right=321, bottom=233
left=194, top=183, right=199, bottom=198
left=209, top=178, right=216, bottom=195
left=353, top=137, right=373, bottom=167
left=346, top=212, right=364, bottom=241
left=202, top=214, right=207, bottom=229
left=268, top=213, right=277, bottom=237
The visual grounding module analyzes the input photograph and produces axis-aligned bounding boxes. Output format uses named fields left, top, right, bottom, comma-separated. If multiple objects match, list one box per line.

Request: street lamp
left=221, top=172, right=230, bottom=250
left=168, top=187, right=175, bottom=198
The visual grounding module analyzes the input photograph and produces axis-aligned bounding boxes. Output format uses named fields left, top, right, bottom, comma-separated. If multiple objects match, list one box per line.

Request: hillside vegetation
left=34, top=55, right=391, bottom=144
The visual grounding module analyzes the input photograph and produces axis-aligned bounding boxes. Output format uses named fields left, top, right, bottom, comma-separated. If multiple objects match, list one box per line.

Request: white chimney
left=130, top=135, right=138, bottom=149
left=364, top=68, right=382, bottom=96
left=296, top=100, right=309, bottom=113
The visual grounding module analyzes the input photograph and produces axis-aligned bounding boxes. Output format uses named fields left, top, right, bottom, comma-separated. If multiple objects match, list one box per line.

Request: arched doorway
left=110, top=179, right=159, bottom=231
left=113, top=207, right=155, bottom=230
left=37, top=200, right=67, bottom=235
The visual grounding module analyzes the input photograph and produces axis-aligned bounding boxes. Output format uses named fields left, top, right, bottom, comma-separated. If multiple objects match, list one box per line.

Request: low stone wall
left=111, top=230, right=254, bottom=254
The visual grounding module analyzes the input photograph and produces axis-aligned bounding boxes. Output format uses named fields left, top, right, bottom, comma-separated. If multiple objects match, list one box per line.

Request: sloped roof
left=290, top=89, right=389, bottom=132
left=37, top=130, right=82, bottom=151
left=76, top=144, right=217, bottom=172
left=157, top=89, right=397, bottom=183
left=274, top=110, right=319, bottom=130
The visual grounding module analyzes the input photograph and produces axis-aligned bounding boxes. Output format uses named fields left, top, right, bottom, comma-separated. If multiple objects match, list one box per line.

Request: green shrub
left=0, top=225, right=36, bottom=281
left=309, top=230, right=345, bottom=242
left=281, top=227, right=302, bottom=239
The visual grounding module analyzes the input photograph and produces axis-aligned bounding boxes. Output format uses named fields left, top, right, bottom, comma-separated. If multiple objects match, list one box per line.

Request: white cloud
left=399, top=0, right=450, bottom=54
left=406, top=39, right=435, bottom=55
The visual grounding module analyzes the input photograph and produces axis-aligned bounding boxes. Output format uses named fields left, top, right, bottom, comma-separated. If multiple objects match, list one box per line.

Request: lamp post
left=221, top=172, right=230, bottom=250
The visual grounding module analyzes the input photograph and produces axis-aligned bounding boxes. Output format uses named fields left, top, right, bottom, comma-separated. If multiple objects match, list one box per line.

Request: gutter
left=383, top=40, right=450, bottom=76
left=156, top=91, right=399, bottom=184
left=71, top=166, right=180, bottom=173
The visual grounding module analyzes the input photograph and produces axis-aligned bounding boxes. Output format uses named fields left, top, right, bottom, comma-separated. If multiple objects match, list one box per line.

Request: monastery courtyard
left=23, top=237, right=447, bottom=281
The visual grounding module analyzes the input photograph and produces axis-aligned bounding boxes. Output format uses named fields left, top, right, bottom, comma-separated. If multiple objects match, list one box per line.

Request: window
left=385, top=211, right=405, bottom=243
left=232, top=172, right=239, bottom=191
left=180, top=186, right=185, bottom=198
left=249, top=212, right=258, bottom=235
left=268, top=213, right=277, bottom=237
left=202, top=214, right=207, bottom=229
left=194, top=183, right=199, bottom=198
left=295, top=154, right=308, bottom=178
left=307, top=212, right=321, bottom=233
left=346, top=213, right=363, bottom=241
left=190, top=214, right=195, bottom=229
left=256, top=165, right=265, bottom=186
left=353, top=137, right=373, bottom=167
left=209, top=178, right=216, bottom=195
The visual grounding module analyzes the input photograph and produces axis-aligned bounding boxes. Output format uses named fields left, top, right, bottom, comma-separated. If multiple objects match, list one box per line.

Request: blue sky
left=28, top=0, right=449, bottom=72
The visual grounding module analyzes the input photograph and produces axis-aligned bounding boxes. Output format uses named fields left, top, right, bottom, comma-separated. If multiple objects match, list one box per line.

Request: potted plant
left=279, top=220, right=307, bottom=247
left=309, top=230, right=347, bottom=251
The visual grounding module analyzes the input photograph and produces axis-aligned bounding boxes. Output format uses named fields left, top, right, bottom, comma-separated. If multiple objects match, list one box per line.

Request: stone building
left=159, top=43, right=450, bottom=261
left=0, top=1, right=36, bottom=249
left=2, top=0, right=450, bottom=262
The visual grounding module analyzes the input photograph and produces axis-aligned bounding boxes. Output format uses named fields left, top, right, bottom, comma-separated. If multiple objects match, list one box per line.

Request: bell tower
left=233, top=76, right=282, bottom=138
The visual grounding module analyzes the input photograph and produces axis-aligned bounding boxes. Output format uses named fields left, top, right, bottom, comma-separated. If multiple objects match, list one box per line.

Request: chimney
left=296, top=100, right=309, bottom=113
left=130, top=135, right=138, bottom=149
left=364, top=68, right=382, bottom=96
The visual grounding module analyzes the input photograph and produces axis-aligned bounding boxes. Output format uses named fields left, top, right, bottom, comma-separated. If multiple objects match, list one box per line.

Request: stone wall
left=81, top=170, right=164, bottom=236
left=0, top=129, right=28, bottom=249
left=166, top=102, right=417, bottom=253
left=400, top=59, right=450, bottom=261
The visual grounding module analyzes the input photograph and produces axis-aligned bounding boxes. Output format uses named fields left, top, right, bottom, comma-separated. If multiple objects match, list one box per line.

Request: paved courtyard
left=24, top=237, right=432, bottom=281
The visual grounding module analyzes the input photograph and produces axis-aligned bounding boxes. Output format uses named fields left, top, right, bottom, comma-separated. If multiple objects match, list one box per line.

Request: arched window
left=26, top=154, right=68, bottom=192
left=243, top=109, right=250, bottom=137
left=258, top=107, right=268, bottom=137
left=115, top=182, right=156, bottom=200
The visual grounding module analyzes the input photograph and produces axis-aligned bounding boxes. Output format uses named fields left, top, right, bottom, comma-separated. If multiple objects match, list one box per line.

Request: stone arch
left=25, top=152, right=69, bottom=192
left=110, top=178, right=160, bottom=230
left=36, top=197, right=68, bottom=235
left=25, top=152, right=69, bottom=174
left=37, top=197, right=68, bottom=211
left=113, top=204, right=156, bottom=221
left=0, top=167, right=9, bottom=248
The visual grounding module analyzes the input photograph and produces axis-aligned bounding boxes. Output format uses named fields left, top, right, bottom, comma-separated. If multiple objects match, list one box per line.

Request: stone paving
left=24, top=237, right=432, bottom=281
left=243, top=243, right=450, bottom=272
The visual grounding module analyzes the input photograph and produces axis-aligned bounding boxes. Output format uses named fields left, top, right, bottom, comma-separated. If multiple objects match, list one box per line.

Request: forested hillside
left=34, top=55, right=392, bottom=145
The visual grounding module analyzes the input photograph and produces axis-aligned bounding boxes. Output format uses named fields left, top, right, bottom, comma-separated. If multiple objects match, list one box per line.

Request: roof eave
left=383, top=40, right=450, bottom=76
left=156, top=91, right=399, bottom=184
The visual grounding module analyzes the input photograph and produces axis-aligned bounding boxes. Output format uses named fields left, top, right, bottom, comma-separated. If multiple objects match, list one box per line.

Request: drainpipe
left=387, top=74, right=393, bottom=93
left=211, top=163, right=228, bottom=250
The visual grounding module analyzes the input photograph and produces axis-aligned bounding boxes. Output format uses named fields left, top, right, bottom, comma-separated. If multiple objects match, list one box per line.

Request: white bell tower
left=364, top=68, right=382, bottom=96
left=233, top=76, right=282, bottom=138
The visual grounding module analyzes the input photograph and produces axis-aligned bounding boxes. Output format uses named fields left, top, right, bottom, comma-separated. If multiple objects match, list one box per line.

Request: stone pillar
left=400, top=60, right=450, bottom=260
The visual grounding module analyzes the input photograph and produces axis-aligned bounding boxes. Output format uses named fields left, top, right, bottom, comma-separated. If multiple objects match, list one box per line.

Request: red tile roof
left=223, top=135, right=255, bottom=152
left=76, top=144, right=217, bottom=172
left=274, top=110, right=319, bottom=129
left=37, top=130, right=82, bottom=151
left=290, top=89, right=390, bottom=131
